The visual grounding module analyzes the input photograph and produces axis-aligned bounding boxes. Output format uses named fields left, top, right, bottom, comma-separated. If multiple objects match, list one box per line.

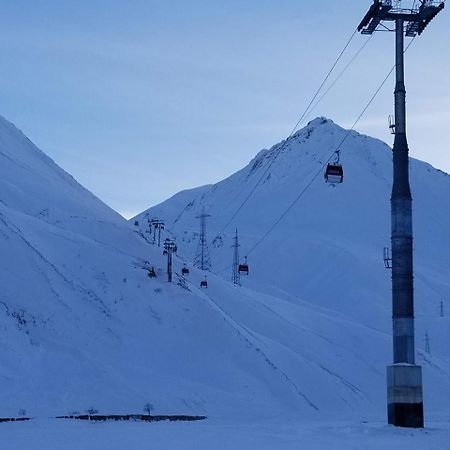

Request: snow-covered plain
left=3, top=417, right=450, bottom=450
left=1, top=114, right=450, bottom=448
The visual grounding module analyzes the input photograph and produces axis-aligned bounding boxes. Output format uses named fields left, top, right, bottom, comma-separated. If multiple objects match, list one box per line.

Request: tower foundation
left=387, top=364, right=423, bottom=428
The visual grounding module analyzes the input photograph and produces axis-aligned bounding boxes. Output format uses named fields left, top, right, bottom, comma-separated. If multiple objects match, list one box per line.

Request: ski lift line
left=335, top=36, right=415, bottom=157
left=307, top=35, right=374, bottom=120
left=213, top=38, right=417, bottom=274
left=244, top=38, right=416, bottom=258
left=217, top=28, right=360, bottom=236
left=287, top=28, right=359, bottom=140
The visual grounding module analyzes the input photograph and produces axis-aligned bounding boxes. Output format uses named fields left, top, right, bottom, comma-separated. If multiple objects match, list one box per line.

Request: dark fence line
left=0, top=417, right=31, bottom=423
left=56, top=414, right=207, bottom=422
left=0, top=414, right=206, bottom=424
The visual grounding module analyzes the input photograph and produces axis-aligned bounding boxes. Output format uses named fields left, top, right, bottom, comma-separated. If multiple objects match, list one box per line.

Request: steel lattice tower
left=163, top=238, right=177, bottom=283
left=150, top=218, right=165, bottom=247
left=358, top=0, right=444, bottom=428
left=194, top=207, right=211, bottom=271
left=232, top=229, right=241, bottom=286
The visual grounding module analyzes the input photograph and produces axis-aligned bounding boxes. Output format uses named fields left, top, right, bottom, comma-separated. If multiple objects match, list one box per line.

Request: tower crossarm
left=358, top=0, right=444, bottom=36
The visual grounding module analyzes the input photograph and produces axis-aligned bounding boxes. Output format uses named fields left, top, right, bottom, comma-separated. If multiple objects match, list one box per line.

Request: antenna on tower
left=163, top=238, right=177, bottom=283
left=388, top=115, right=396, bottom=134
left=232, top=229, right=241, bottom=286
left=194, top=207, right=212, bottom=271
left=383, top=247, right=392, bottom=269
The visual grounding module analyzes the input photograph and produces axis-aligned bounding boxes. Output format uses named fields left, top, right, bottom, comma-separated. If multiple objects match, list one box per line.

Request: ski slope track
left=136, top=117, right=450, bottom=421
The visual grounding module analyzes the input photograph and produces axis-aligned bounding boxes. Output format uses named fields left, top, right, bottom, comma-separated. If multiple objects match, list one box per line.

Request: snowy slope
left=0, top=116, right=329, bottom=418
left=135, top=117, right=450, bottom=416
left=1, top=114, right=417, bottom=424
left=135, top=117, right=450, bottom=324
left=2, top=112, right=450, bottom=426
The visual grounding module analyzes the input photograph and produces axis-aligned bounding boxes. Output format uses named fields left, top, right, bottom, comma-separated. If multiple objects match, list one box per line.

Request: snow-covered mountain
left=0, top=115, right=340, bottom=419
left=135, top=117, right=450, bottom=418
left=2, top=112, right=450, bottom=425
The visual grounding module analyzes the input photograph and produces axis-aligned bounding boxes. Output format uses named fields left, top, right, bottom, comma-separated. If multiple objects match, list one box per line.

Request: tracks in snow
left=190, top=281, right=319, bottom=411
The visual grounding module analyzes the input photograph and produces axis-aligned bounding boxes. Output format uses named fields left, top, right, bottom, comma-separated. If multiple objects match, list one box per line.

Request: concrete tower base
left=387, top=365, right=424, bottom=428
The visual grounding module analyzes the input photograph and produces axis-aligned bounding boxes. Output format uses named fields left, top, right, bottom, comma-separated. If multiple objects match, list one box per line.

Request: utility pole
left=163, top=238, right=177, bottom=283
left=232, top=229, right=241, bottom=286
left=151, top=219, right=165, bottom=247
left=425, top=330, right=431, bottom=354
left=194, top=207, right=211, bottom=271
left=152, top=220, right=157, bottom=244
left=358, top=0, right=444, bottom=429
left=157, top=221, right=164, bottom=247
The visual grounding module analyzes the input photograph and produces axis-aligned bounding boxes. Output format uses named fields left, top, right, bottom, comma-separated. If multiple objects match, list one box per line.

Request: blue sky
left=0, top=1, right=448, bottom=217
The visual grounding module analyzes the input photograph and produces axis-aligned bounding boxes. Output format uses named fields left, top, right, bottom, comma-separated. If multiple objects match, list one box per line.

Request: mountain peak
left=291, top=116, right=344, bottom=141
left=251, top=117, right=345, bottom=168
left=306, top=116, right=334, bottom=128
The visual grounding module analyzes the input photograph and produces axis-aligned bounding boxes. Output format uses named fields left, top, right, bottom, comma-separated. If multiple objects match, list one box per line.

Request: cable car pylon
left=231, top=229, right=241, bottom=286
left=358, top=0, right=444, bottom=429
left=194, top=207, right=212, bottom=272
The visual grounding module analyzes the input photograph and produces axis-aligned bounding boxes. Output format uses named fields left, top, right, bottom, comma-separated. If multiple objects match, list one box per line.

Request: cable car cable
left=306, top=35, right=374, bottom=122
left=212, top=38, right=394, bottom=275
left=212, top=37, right=415, bottom=275
left=217, top=28, right=360, bottom=236
left=244, top=37, right=416, bottom=258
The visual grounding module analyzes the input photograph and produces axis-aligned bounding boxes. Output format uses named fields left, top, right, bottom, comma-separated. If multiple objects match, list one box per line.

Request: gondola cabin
left=238, top=257, right=249, bottom=276
left=324, top=163, right=344, bottom=184
left=238, top=263, right=249, bottom=276
left=163, top=250, right=168, bottom=256
left=200, top=278, right=208, bottom=288
left=182, top=266, right=190, bottom=276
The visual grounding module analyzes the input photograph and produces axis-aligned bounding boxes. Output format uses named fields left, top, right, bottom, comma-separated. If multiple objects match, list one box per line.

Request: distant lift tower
left=163, top=238, right=177, bottom=283
left=358, top=0, right=444, bottom=429
left=232, top=229, right=241, bottom=286
left=194, top=207, right=211, bottom=271
left=151, top=219, right=165, bottom=247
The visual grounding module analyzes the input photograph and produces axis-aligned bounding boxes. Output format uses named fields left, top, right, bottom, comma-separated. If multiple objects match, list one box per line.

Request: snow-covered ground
left=2, top=417, right=450, bottom=450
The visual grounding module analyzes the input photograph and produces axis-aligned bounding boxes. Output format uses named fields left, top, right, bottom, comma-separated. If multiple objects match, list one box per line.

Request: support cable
left=244, top=37, right=416, bottom=258
left=214, top=37, right=416, bottom=274
left=306, top=35, right=374, bottom=122
left=218, top=28, right=359, bottom=235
